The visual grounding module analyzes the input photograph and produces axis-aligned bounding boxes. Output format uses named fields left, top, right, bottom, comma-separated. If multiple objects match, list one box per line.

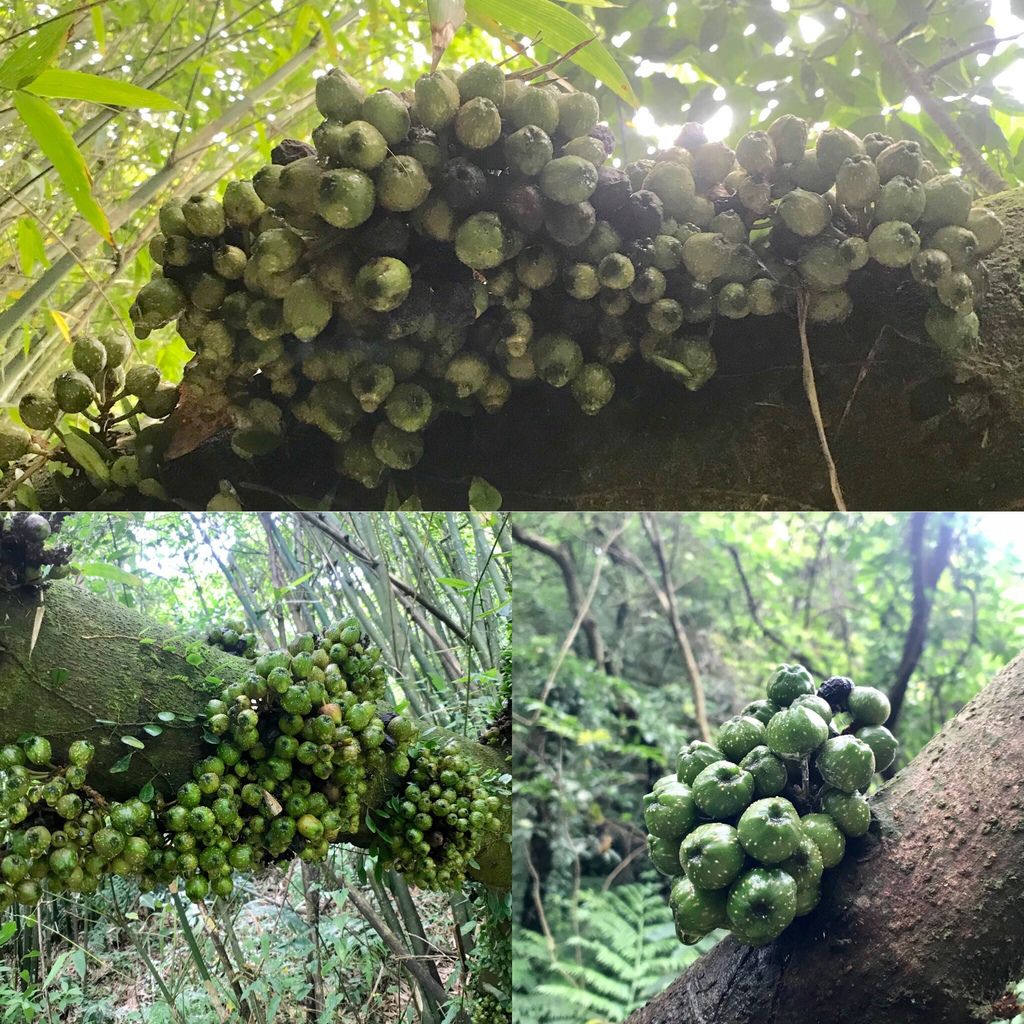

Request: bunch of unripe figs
left=0, top=617, right=501, bottom=909
left=2, top=62, right=1006, bottom=503
left=644, top=664, right=897, bottom=947
left=205, top=619, right=259, bottom=660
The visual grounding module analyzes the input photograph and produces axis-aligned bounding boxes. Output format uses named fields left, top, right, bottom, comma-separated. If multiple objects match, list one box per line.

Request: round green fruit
left=716, top=716, right=766, bottom=762
left=847, top=686, right=891, bottom=726
left=726, top=867, right=797, bottom=946
left=765, top=706, right=828, bottom=758
left=738, top=745, right=788, bottom=798
left=820, top=788, right=871, bottom=837
left=648, top=834, right=684, bottom=877
left=778, top=833, right=824, bottom=890
left=799, top=813, right=844, bottom=868
left=736, top=797, right=802, bottom=864
left=740, top=699, right=781, bottom=726
left=670, top=876, right=728, bottom=937
left=815, top=736, right=875, bottom=793
left=680, top=822, right=745, bottom=890
left=24, top=736, right=52, bottom=766
left=676, top=741, right=723, bottom=785
left=789, top=693, right=833, bottom=724
left=766, top=664, right=815, bottom=706
left=691, top=761, right=755, bottom=820
left=855, top=725, right=897, bottom=773
left=643, top=780, right=696, bottom=843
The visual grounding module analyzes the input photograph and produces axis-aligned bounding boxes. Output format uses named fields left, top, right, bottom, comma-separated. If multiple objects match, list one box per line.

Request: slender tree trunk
left=625, top=651, right=1024, bottom=1024
left=0, top=581, right=510, bottom=889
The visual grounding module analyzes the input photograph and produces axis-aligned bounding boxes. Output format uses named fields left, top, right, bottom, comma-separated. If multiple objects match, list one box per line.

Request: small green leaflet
left=468, top=476, right=502, bottom=512
left=121, top=735, right=145, bottom=749
left=24, top=69, right=182, bottom=111
left=56, top=427, right=111, bottom=487
left=0, top=921, right=17, bottom=946
left=436, top=576, right=472, bottom=590
left=75, top=562, right=144, bottom=587
left=139, top=782, right=155, bottom=802
left=157, top=711, right=176, bottom=722
left=109, top=753, right=133, bottom=773
left=143, top=724, right=162, bottom=737
left=16, top=217, right=48, bottom=275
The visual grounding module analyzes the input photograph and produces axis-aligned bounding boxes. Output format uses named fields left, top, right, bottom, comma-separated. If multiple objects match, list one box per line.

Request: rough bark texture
left=158, top=191, right=1024, bottom=512
left=625, top=652, right=1024, bottom=1024
left=0, top=581, right=510, bottom=888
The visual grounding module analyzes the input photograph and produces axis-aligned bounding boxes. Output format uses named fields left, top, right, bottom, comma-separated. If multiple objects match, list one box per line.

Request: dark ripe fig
left=612, top=190, right=664, bottom=239
left=591, top=167, right=632, bottom=218
left=271, top=139, right=316, bottom=165
left=676, top=122, right=708, bottom=152
left=498, top=182, right=545, bottom=235
left=441, top=157, right=490, bottom=212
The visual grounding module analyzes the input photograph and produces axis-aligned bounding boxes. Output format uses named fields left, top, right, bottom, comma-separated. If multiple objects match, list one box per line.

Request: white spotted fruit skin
left=800, top=812, right=846, bottom=867
left=726, top=867, right=798, bottom=946
left=736, top=797, right=803, bottom=864
left=821, top=788, right=872, bottom=837
left=681, top=822, right=746, bottom=890
left=717, top=715, right=767, bottom=762
left=816, top=736, right=876, bottom=793
left=691, top=761, right=755, bottom=819
left=765, top=705, right=828, bottom=757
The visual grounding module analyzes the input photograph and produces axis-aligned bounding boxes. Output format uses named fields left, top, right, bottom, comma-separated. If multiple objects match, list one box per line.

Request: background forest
left=1, top=0, right=1023, bottom=508
left=0, top=511, right=510, bottom=1024
left=511, top=511, right=1024, bottom=1024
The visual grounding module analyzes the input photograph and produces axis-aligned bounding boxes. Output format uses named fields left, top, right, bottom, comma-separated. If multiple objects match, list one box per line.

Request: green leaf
left=139, top=782, right=155, bottom=802
left=25, top=69, right=182, bottom=111
left=186, top=651, right=203, bottom=666
left=469, top=476, right=502, bottom=512
left=16, top=217, right=48, bottom=275
left=0, top=921, right=17, bottom=947
left=75, top=561, right=144, bottom=587
left=90, top=6, right=106, bottom=53
left=0, top=15, right=71, bottom=90
left=464, top=0, right=637, bottom=106
left=12, top=90, right=112, bottom=242
left=143, top=724, right=163, bottom=737
left=109, top=753, right=133, bottom=773
left=437, top=576, right=472, bottom=589
left=157, top=711, right=176, bottom=722
left=121, top=735, right=145, bottom=749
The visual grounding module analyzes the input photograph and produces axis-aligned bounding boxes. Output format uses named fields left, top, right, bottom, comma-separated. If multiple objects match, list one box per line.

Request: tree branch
left=639, top=514, right=711, bottom=742
left=724, top=545, right=824, bottom=679
left=848, top=4, right=1008, bottom=193
left=511, top=524, right=608, bottom=670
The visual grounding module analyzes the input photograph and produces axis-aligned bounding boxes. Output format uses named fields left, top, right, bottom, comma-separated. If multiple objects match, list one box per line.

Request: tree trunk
left=625, top=651, right=1024, bottom=1024
left=159, top=190, right=1024, bottom=512
left=0, top=581, right=510, bottom=889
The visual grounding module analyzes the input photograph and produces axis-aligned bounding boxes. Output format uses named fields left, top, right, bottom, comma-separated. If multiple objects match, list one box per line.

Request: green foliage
left=514, top=882, right=713, bottom=1024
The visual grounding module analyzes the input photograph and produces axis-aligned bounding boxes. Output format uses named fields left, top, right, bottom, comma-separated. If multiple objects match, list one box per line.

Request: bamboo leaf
left=464, top=0, right=637, bottom=106
left=49, top=309, right=71, bottom=344
left=75, top=562, right=143, bottom=587
left=15, top=217, right=48, bottom=275
left=26, top=69, right=183, bottom=111
left=90, top=7, right=106, bottom=53
left=0, top=15, right=71, bottom=90
left=13, top=90, right=112, bottom=242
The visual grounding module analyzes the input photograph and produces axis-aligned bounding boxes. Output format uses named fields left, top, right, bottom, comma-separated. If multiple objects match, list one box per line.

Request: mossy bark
left=0, top=581, right=510, bottom=889
left=158, top=189, right=1024, bottom=512
left=624, top=652, right=1024, bottom=1024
